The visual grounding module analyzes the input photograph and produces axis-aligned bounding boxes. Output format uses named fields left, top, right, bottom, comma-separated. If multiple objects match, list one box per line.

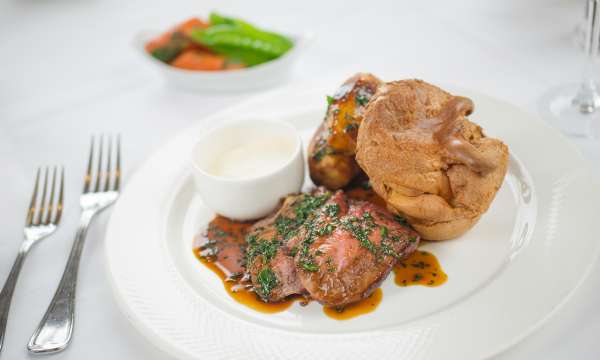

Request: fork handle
left=0, top=248, right=29, bottom=353
left=27, top=210, right=94, bottom=354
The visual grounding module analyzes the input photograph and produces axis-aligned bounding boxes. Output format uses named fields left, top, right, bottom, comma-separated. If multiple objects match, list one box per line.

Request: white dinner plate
left=105, top=83, right=600, bottom=360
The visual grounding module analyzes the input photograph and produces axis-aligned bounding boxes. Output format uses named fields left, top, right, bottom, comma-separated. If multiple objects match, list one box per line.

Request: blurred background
left=1, top=0, right=599, bottom=359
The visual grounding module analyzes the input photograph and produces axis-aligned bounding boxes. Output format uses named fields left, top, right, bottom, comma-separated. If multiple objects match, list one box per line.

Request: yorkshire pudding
left=355, top=80, right=509, bottom=240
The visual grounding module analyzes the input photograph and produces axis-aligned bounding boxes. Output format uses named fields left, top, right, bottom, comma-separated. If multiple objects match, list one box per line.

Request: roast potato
left=308, top=73, right=382, bottom=189
left=356, top=80, right=509, bottom=240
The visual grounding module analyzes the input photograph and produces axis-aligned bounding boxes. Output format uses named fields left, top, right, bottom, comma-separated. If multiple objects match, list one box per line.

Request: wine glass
left=540, top=0, right=600, bottom=138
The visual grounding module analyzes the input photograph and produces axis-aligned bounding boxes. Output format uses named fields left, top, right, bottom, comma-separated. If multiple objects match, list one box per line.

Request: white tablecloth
left=1, top=0, right=600, bottom=358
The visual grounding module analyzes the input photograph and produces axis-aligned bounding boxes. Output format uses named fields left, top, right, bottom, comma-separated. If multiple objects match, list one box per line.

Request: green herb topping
left=300, top=261, right=319, bottom=272
left=326, top=95, right=334, bottom=106
left=245, top=235, right=281, bottom=264
left=325, top=203, right=340, bottom=217
left=355, top=93, right=369, bottom=106
left=394, top=215, right=409, bottom=227
left=379, top=226, right=388, bottom=239
left=256, top=268, right=278, bottom=299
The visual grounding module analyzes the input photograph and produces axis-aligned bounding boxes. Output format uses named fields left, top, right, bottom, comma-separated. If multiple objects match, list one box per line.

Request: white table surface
left=2, top=0, right=600, bottom=359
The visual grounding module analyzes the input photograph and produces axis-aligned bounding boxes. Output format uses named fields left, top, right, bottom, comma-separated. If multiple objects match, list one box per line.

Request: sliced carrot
left=145, top=17, right=209, bottom=53
left=176, top=17, right=209, bottom=36
left=171, top=50, right=226, bottom=71
left=145, top=32, right=172, bottom=53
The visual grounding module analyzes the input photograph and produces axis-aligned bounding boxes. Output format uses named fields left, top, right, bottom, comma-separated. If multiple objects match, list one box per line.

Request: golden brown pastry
left=355, top=80, right=509, bottom=240
left=308, top=73, right=382, bottom=189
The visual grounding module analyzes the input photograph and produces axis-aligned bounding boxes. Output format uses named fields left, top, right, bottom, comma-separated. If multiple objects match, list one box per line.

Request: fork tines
left=27, top=166, right=64, bottom=226
left=83, top=134, right=121, bottom=193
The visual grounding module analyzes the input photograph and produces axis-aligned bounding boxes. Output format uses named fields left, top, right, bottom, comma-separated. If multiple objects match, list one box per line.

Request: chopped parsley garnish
left=312, top=146, right=327, bottom=162
left=394, top=215, right=409, bottom=227
left=344, top=122, right=359, bottom=133
left=411, top=261, right=430, bottom=269
left=294, top=193, right=331, bottom=223
left=212, top=228, right=229, bottom=238
left=379, top=226, right=388, bottom=239
left=326, top=95, right=334, bottom=106
left=273, top=193, right=332, bottom=240
left=340, top=217, right=377, bottom=254
left=245, top=235, right=280, bottom=264
left=275, top=216, right=295, bottom=239
left=325, top=257, right=336, bottom=273
left=301, top=261, right=319, bottom=272
left=317, top=223, right=336, bottom=236
left=325, top=203, right=340, bottom=217
left=256, top=268, right=278, bottom=299
left=325, top=256, right=336, bottom=272
left=355, top=93, right=370, bottom=106
left=381, top=243, right=399, bottom=258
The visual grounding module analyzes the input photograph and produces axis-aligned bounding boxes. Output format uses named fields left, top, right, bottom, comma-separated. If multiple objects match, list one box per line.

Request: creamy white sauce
left=208, top=137, right=296, bottom=179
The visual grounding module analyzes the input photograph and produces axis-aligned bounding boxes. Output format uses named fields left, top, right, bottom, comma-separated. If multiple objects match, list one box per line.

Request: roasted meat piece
left=308, top=73, right=382, bottom=190
left=195, top=215, right=249, bottom=278
left=245, top=187, right=419, bottom=307
left=246, top=188, right=335, bottom=302
left=288, top=191, right=420, bottom=307
left=245, top=193, right=307, bottom=302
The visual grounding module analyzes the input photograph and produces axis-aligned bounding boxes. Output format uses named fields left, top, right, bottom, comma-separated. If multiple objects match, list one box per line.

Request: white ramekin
left=191, top=119, right=304, bottom=220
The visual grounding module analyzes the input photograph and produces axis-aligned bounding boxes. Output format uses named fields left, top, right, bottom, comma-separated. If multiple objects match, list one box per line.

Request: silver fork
left=0, top=167, right=64, bottom=354
left=28, top=135, right=121, bottom=354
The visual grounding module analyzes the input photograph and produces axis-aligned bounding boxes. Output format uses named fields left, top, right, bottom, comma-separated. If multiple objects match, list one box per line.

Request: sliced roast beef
left=245, top=187, right=420, bottom=307
left=246, top=190, right=332, bottom=302
left=291, top=195, right=420, bottom=307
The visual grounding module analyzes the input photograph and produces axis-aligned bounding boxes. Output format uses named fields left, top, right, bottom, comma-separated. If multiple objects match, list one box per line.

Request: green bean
left=191, top=13, right=293, bottom=66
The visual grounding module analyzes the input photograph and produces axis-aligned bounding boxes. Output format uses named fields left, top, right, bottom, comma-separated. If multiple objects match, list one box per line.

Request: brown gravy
left=428, top=96, right=496, bottom=175
left=193, top=215, right=250, bottom=277
left=323, top=288, right=383, bottom=320
left=393, top=250, right=448, bottom=287
left=192, top=253, right=301, bottom=313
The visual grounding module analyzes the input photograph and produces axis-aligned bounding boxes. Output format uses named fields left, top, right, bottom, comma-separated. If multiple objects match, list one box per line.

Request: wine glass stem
left=575, top=0, right=600, bottom=114
left=574, top=57, right=600, bottom=114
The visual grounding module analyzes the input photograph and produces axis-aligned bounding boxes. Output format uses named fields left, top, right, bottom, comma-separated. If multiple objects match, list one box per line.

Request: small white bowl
left=134, top=30, right=313, bottom=92
left=191, top=119, right=304, bottom=220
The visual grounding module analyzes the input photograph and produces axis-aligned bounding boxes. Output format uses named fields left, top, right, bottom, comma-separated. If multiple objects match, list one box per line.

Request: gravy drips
left=429, top=96, right=496, bottom=174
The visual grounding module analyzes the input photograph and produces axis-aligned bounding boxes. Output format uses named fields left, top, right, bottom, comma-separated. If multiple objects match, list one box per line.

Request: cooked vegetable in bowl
left=145, top=13, right=294, bottom=71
